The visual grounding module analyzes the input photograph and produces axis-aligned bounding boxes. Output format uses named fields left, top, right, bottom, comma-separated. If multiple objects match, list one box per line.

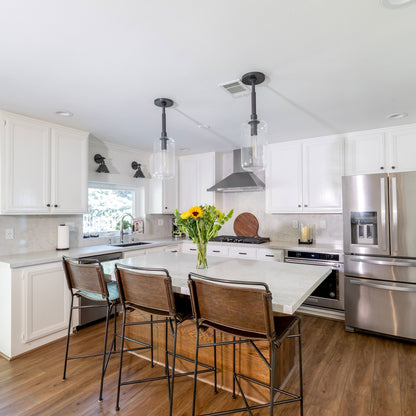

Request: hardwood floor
left=0, top=314, right=415, bottom=416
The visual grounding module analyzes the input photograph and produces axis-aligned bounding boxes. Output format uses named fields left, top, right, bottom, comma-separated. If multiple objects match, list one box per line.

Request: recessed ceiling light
left=55, top=110, right=73, bottom=117
left=387, top=112, right=408, bottom=119
left=197, top=124, right=211, bottom=129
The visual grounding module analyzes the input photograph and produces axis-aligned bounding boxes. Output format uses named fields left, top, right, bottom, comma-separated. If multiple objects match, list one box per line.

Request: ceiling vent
left=218, top=79, right=250, bottom=97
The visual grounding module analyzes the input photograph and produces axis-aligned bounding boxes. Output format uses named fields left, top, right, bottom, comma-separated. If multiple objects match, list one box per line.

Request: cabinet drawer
left=228, top=246, right=257, bottom=260
left=207, top=244, right=229, bottom=257
left=257, top=248, right=283, bottom=262
left=164, top=245, right=181, bottom=253
left=182, top=244, right=198, bottom=254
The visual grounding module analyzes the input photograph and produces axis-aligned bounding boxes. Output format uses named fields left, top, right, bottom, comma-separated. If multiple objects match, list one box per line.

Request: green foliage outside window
left=83, top=188, right=135, bottom=235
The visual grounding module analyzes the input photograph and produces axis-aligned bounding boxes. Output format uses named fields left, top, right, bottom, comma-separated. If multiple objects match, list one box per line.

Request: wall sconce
left=131, top=161, right=145, bottom=178
left=94, top=154, right=110, bottom=173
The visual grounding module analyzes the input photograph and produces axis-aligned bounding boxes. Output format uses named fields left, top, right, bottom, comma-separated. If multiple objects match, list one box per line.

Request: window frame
left=84, top=182, right=143, bottom=237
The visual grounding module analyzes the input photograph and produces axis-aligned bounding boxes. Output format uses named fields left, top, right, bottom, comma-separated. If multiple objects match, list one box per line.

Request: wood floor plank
left=0, top=314, right=415, bottom=416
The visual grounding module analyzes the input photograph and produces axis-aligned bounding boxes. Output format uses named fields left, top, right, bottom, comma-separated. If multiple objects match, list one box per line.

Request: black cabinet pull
left=304, top=204, right=308, bottom=207
left=391, top=166, right=396, bottom=170
left=46, top=204, right=50, bottom=207
left=54, top=204, right=58, bottom=208
left=298, top=204, right=301, bottom=208
left=265, top=254, right=274, bottom=257
left=213, top=250, right=220, bottom=253
left=380, top=166, right=384, bottom=170
left=238, top=252, right=247, bottom=255
left=190, top=248, right=197, bottom=251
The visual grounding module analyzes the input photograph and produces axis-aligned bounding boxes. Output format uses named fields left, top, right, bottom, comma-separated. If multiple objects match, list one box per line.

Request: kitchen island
left=103, top=252, right=331, bottom=402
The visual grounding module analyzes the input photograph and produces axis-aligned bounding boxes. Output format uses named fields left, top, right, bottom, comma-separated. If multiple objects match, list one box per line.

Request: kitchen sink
left=109, top=242, right=151, bottom=247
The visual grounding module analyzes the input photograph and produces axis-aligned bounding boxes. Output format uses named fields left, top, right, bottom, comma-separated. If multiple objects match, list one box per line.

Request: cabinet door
left=51, top=127, right=88, bottom=214
left=122, top=249, right=146, bottom=259
left=387, top=126, right=416, bottom=172
left=344, top=131, right=386, bottom=175
left=256, top=248, right=283, bottom=262
left=302, top=136, right=344, bottom=213
left=2, top=114, right=51, bottom=213
left=179, top=156, right=199, bottom=211
left=148, top=176, right=178, bottom=214
left=178, top=153, right=216, bottom=212
left=265, top=142, right=302, bottom=213
left=22, top=263, right=70, bottom=343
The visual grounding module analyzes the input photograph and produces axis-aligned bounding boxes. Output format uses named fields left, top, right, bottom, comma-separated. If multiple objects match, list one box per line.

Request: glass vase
left=196, top=241, right=208, bottom=269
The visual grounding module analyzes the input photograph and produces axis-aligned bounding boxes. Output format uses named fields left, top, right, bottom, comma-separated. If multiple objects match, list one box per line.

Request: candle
left=301, top=226, right=310, bottom=242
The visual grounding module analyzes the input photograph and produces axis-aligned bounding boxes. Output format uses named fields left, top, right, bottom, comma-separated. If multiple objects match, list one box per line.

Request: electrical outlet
left=320, top=220, right=327, bottom=229
left=292, top=220, right=298, bottom=229
left=158, top=219, right=164, bottom=226
left=5, top=228, right=14, bottom=240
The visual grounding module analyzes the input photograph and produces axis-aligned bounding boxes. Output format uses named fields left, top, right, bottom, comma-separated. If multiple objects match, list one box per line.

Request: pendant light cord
left=160, top=101, right=168, bottom=150
left=249, top=77, right=259, bottom=136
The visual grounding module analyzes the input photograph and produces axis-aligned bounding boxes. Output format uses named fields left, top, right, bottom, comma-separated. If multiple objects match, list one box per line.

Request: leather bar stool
left=62, top=256, right=152, bottom=402
left=114, top=263, right=216, bottom=416
left=188, top=272, right=303, bottom=416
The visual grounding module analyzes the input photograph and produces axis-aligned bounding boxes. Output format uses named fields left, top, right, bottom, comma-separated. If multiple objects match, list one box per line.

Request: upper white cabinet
left=345, top=125, right=416, bottom=175
left=148, top=175, right=178, bottom=214
left=178, top=152, right=218, bottom=212
left=0, top=111, right=88, bottom=214
left=266, top=135, right=344, bottom=213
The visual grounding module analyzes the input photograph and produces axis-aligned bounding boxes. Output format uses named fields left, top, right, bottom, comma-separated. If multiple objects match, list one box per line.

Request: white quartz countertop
left=0, top=238, right=343, bottom=268
left=0, top=239, right=181, bottom=268
left=102, top=252, right=331, bottom=315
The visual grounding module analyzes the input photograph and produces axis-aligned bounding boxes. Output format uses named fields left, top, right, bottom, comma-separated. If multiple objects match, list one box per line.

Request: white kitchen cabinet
left=344, top=125, right=416, bottom=175
left=148, top=173, right=178, bottom=214
left=0, top=111, right=88, bottom=214
left=164, top=244, right=181, bottom=253
left=0, top=261, right=72, bottom=359
left=178, top=152, right=218, bottom=212
left=266, top=136, right=344, bottom=213
left=207, top=244, right=229, bottom=257
left=228, top=246, right=258, bottom=260
left=256, top=248, right=283, bottom=262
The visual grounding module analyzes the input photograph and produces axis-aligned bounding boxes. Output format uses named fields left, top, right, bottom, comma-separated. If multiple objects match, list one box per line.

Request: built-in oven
left=284, top=250, right=344, bottom=311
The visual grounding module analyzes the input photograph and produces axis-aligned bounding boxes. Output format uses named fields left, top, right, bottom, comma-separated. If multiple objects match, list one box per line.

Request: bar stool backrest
left=115, top=264, right=176, bottom=316
left=188, top=273, right=276, bottom=340
left=62, top=256, right=108, bottom=299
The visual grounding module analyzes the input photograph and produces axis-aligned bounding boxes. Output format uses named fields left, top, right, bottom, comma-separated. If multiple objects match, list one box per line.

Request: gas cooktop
left=210, top=235, right=270, bottom=244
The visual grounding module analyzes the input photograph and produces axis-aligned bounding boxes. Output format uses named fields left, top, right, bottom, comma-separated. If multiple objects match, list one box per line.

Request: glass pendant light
left=240, top=72, right=267, bottom=171
left=151, top=98, right=175, bottom=179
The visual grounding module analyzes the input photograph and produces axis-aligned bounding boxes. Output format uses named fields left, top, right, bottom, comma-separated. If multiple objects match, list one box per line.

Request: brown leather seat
left=188, top=272, right=303, bottom=416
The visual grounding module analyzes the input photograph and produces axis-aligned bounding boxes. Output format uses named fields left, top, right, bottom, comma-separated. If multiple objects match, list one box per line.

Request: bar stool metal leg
left=62, top=294, right=74, bottom=381
left=115, top=305, right=127, bottom=412
left=192, top=324, right=200, bottom=416
left=99, top=300, right=111, bottom=402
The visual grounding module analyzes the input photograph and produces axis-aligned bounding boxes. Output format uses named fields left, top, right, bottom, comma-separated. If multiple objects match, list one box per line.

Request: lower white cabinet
left=0, top=261, right=72, bottom=359
left=182, top=242, right=283, bottom=262
left=164, top=244, right=181, bottom=253
left=122, top=249, right=147, bottom=259
left=257, top=248, right=284, bottom=262
left=22, top=263, right=70, bottom=343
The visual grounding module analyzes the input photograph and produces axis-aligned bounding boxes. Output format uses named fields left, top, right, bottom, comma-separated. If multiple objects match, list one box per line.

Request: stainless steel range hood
left=207, top=149, right=265, bottom=193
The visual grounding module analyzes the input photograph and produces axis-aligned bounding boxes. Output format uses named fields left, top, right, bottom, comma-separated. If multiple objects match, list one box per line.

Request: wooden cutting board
left=233, top=212, right=260, bottom=237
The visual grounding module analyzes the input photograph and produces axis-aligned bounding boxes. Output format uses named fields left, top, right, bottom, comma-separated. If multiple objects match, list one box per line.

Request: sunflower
left=180, top=210, right=191, bottom=220
left=215, top=209, right=223, bottom=217
left=189, top=206, right=203, bottom=218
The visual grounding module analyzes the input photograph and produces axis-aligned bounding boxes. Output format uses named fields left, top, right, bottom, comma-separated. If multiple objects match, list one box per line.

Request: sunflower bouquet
left=174, top=205, right=233, bottom=268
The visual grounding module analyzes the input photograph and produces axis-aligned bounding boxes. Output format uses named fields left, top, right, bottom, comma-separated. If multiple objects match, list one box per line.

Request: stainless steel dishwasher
left=77, top=251, right=122, bottom=329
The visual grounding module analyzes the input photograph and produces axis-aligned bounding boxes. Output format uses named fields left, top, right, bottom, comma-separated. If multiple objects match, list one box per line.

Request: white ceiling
left=1, top=0, right=416, bottom=154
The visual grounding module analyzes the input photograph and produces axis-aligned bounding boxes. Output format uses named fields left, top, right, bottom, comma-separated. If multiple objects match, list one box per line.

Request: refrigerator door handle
left=380, top=177, right=387, bottom=252
left=349, top=257, right=416, bottom=267
left=391, top=176, right=398, bottom=252
left=350, top=279, right=416, bottom=292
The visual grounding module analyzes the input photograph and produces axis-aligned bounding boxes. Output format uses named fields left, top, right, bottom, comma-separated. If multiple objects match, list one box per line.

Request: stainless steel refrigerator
left=343, top=172, right=416, bottom=341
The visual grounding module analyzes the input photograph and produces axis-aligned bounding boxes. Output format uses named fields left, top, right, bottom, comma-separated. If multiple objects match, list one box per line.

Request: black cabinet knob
left=380, top=166, right=384, bottom=170
left=391, top=166, right=396, bottom=169
left=298, top=204, right=301, bottom=208
left=46, top=204, right=50, bottom=207
left=304, top=204, right=308, bottom=207
left=54, top=204, right=58, bottom=208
